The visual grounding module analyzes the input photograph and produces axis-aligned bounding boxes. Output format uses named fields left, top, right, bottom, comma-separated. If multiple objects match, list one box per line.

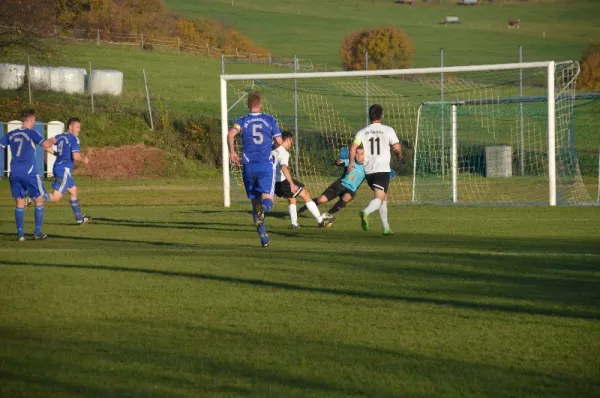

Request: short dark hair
left=247, top=92, right=262, bottom=108
left=369, top=104, right=383, bottom=122
left=20, top=108, right=35, bottom=121
left=356, top=145, right=364, bottom=151
left=281, top=131, right=293, bottom=141
left=67, top=117, right=80, bottom=128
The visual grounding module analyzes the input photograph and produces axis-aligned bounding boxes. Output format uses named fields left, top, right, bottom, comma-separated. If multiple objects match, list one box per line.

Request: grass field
left=165, top=0, right=600, bottom=67
left=1, top=177, right=599, bottom=396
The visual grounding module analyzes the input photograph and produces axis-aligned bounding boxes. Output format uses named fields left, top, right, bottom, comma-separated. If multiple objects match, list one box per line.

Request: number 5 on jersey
left=252, top=124, right=264, bottom=145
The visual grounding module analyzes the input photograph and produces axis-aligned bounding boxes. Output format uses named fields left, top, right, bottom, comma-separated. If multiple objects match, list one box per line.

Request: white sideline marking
left=0, top=248, right=598, bottom=258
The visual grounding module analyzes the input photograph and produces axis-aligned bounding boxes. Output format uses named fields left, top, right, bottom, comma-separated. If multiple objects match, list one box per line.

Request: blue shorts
left=52, top=167, right=76, bottom=194
left=9, top=173, right=47, bottom=199
left=242, top=161, right=275, bottom=200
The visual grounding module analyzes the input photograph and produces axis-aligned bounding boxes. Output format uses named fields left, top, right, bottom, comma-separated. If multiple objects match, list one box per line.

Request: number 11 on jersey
left=369, top=137, right=380, bottom=155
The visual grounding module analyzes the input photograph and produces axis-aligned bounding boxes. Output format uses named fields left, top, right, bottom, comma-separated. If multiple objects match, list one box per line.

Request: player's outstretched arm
left=227, top=128, right=240, bottom=165
left=348, top=142, right=359, bottom=170
left=72, top=152, right=90, bottom=165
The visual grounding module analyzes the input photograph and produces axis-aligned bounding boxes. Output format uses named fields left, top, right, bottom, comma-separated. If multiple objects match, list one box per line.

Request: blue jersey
left=54, top=132, right=81, bottom=170
left=0, top=128, right=45, bottom=176
left=233, top=113, right=281, bottom=164
left=340, top=159, right=366, bottom=192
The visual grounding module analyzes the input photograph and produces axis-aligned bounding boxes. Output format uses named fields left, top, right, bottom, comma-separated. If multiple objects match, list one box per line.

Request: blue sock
left=262, top=198, right=273, bottom=213
left=15, top=208, right=25, bottom=237
left=257, top=223, right=267, bottom=237
left=70, top=200, right=83, bottom=222
left=34, top=206, right=44, bottom=236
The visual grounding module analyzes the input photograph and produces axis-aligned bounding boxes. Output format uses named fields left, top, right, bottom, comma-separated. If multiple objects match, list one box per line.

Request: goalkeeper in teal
left=298, top=146, right=366, bottom=224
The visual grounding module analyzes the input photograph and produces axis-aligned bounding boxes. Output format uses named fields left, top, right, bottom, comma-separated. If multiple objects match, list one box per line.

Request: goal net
left=221, top=61, right=590, bottom=207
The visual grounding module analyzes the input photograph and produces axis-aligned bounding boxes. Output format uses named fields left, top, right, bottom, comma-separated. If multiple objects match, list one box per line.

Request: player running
left=271, top=131, right=333, bottom=229
left=45, top=117, right=91, bottom=225
left=349, top=104, right=401, bottom=236
left=0, top=109, right=53, bottom=241
left=228, top=92, right=283, bottom=247
left=297, top=146, right=366, bottom=224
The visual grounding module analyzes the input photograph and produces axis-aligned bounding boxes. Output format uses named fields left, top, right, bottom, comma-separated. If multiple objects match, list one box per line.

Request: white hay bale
left=0, top=63, right=26, bottom=90
left=49, top=67, right=86, bottom=94
left=91, top=69, right=123, bottom=96
left=29, top=66, right=52, bottom=90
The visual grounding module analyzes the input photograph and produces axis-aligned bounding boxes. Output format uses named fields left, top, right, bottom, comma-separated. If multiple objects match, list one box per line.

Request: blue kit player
left=298, top=146, right=367, bottom=225
left=227, top=92, right=283, bottom=247
left=0, top=109, right=52, bottom=241
left=46, top=117, right=91, bottom=225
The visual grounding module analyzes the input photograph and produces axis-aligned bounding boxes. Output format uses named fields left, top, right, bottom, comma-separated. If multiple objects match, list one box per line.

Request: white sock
left=289, top=204, right=298, bottom=226
left=379, top=200, right=390, bottom=230
left=306, top=201, right=323, bottom=223
left=363, top=198, right=382, bottom=216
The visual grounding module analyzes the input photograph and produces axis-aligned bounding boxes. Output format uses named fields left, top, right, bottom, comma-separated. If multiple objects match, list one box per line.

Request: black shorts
left=366, top=172, right=390, bottom=193
left=275, top=179, right=305, bottom=199
left=321, top=179, right=356, bottom=201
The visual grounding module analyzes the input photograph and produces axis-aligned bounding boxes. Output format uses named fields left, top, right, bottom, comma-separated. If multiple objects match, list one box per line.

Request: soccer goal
left=220, top=60, right=590, bottom=207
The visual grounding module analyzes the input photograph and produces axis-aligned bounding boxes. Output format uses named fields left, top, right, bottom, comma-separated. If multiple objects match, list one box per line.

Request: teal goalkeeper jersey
left=340, top=160, right=366, bottom=192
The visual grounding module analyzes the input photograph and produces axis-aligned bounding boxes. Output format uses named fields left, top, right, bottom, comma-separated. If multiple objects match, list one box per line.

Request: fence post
left=140, top=33, right=144, bottom=49
left=207, top=43, right=210, bottom=56
left=268, top=53, right=272, bottom=65
left=96, top=28, right=100, bottom=46
left=143, top=69, right=154, bottom=130
left=89, top=61, right=94, bottom=113
left=27, top=55, right=32, bottom=104
left=519, top=45, right=525, bottom=176
left=177, top=37, right=181, bottom=52
left=221, top=54, right=225, bottom=75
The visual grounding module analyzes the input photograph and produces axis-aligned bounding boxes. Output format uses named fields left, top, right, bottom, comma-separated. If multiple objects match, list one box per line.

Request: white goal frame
left=220, top=61, right=558, bottom=207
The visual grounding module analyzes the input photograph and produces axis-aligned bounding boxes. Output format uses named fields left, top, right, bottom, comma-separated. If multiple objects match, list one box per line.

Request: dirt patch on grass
left=77, top=144, right=169, bottom=179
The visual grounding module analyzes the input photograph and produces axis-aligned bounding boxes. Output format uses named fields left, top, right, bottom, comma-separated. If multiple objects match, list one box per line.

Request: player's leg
left=378, top=193, right=393, bottom=235
left=300, top=180, right=340, bottom=214
left=288, top=197, right=299, bottom=228
left=67, top=186, right=90, bottom=224
left=49, top=167, right=68, bottom=203
left=328, top=191, right=353, bottom=215
left=360, top=173, right=388, bottom=231
left=253, top=163, right=276, bottom=228
left=27, top=174, right=49, bottom=239
left=298, top=186, right=330, bottom=226
left=11, top=176, right=27, bottom=240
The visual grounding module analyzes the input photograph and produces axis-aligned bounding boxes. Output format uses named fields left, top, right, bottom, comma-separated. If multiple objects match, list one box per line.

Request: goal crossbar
left=221, top=61, right=563, bottom=207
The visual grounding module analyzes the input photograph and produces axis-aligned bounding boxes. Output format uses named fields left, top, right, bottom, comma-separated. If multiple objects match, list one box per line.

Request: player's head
left=355, top=145, right=365, bottom=164
left=369, top=104, right=383, bottom=123
left=20, top=108, right=36, bottom=128
left=281, top=131, right=293, bottom=149
left=247, top=92, right=262, bottom=112
left=67, top=117, right=81, bottom=135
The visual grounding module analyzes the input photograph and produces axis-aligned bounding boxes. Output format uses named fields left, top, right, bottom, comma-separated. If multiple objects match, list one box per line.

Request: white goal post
left=220, top=61, right=584, bottom=207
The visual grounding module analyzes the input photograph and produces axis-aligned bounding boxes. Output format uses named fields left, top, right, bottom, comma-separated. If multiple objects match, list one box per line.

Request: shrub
left=340, top=27, right=415, bottom=71
left=576, top=41, right=600, bottom=91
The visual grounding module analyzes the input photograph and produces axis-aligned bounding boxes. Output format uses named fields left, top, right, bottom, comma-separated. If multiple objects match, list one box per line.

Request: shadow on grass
left=2, top=260, right=597, bottom=320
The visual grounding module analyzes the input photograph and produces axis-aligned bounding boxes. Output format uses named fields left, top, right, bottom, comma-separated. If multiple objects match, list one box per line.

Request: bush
left=340, top=27, right=414, bottom=71
left=576, top=41, right=600, bottom=91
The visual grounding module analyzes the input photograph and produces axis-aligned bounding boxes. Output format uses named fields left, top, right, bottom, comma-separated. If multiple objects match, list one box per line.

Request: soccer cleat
left=254, top=203, right=265, bottom=227
left=383, top=228, right=394, bottom=236
left=359, top=210, right=369, bottom=232
left=78, top=215, right=92, bottom=225
left=33, top=233, right=48, bottom=240
left=318, top=217, right=334, bottom=228
left=260, top=233, right=270, bottom=248
left=17, top=236, right=25, bottom=242
left=291, top=224, right=300, bottom=229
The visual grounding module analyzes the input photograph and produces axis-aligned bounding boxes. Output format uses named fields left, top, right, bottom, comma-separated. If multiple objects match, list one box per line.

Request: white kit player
left=348, top=104, right=402, bottom=235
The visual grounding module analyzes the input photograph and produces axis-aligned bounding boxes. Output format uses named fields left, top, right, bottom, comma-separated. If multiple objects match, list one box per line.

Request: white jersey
left=353, top=122, right=399, bottom=174
left=271, top=145, right=290, bottom=182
